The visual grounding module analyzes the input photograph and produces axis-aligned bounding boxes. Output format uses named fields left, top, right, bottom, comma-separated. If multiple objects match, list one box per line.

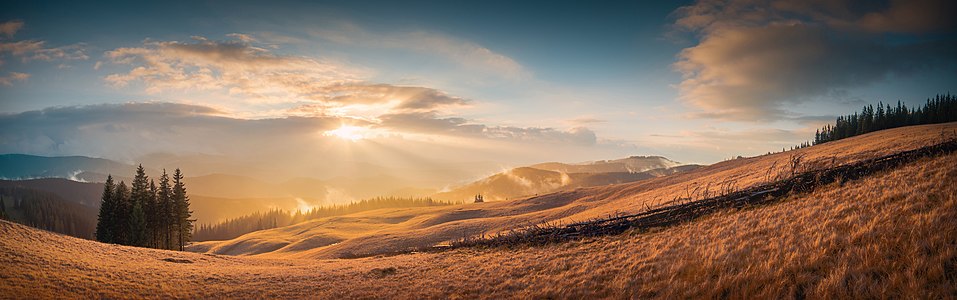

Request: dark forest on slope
left=0, top=186, right=98, bottom=239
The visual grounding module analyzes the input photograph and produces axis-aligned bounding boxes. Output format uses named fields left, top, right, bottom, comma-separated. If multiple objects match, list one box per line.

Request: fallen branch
left=448, top=139, right=957, bottom=249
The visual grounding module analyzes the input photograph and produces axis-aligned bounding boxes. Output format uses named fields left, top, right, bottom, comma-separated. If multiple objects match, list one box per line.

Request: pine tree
left=172, top=168, right=193, bottom=251
left=128, top=194, right=147, bottom=247
left=129, top=165, right=150, bottom=247
left=113, top=181, right=131, bottom=245
left=146, top=179, right=159, bottom=248
left=95, top=175, right=116, bottom=243
left=158, top=170, right=173, bottom=250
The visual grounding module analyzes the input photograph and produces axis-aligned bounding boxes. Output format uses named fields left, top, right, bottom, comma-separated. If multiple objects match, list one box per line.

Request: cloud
left=104, top=35, right=469, bottom=115
left=225, top=33, right=258, bottom=43
left=28, top=43, right=89, bottom=61
left=0, top=31, right=87, bottom=62
left=378, top=111, right=598, bottom=146
left=778, top=0, right=957, bottom=34
left=319, top=83, right=469, bottom=111
left=0, top=102, right=637, bottom=185
left=673, top=0, right=957, bottom=121
left=0, top=21, right=88, bottom=86
left=311, top=24, right=530, bottom=80
left=0, top=71, right=29, bottom=86
left=0, top=40, right=43, bottom=56
left=0, top=102, right=346, bottom=160
left=105, top=36, right=362, bottom=96
left=0, top=20, right=23, bottom=38
left=641, top=126, right=816, bottom=163
left=565, top=117, right=607, bottom=125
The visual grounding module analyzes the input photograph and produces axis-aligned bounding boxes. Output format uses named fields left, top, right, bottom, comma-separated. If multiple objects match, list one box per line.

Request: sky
left=1, top=0, right=955, bottom=183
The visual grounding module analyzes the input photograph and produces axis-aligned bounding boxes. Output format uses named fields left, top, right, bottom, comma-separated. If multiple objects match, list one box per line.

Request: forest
left=0, top=186, right=98, bottom=239
left=815, top=94, right=957, bottom=145
left=194, top=197, right=456, bottom=241
left=95, top=166, right=193, bottom=251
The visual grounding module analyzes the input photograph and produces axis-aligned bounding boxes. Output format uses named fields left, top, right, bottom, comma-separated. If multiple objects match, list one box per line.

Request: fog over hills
left=0, top=154, right=139, bottom=182
left=433, top=156, right=696, bottom=202
left=0, top=152, right=694, bottom=223
left=530, top=156, right=683, bottom=174
left=432, top=164, right=699, bottom=203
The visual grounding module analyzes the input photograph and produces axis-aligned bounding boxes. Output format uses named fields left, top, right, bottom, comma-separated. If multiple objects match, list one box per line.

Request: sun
left=325, top=125, right=366, bottom=141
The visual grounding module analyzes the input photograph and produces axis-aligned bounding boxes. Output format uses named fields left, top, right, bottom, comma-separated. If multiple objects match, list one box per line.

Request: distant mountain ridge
left=0, top=154, right=138, bottom=182
left=433, top=156, right=698, bottom=202
left=0, top=178, right=104, bottom=208
left=530, top=155, right=682, bottom=174
left=0, top=153, right=695, bottom=222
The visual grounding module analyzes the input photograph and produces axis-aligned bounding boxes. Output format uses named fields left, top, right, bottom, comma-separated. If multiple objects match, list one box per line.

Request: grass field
left=2, top=123, right=956, bottom=298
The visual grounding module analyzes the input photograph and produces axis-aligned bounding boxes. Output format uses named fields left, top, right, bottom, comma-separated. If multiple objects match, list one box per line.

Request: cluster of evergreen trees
left=194, top=196, right=453, bottom=241
left=815, top=94, right=957, bottom=145
left=95, top=165, right=193, bottom=250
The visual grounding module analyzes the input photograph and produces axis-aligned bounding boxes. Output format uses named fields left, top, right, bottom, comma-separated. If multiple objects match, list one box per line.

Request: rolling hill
left=529, top=155, right=682, bottom=173
left=187, top=122, right=957, bottom=260
left=2, top=123, right=955, bottom=298
left=432, top=164, right=700, bottom=202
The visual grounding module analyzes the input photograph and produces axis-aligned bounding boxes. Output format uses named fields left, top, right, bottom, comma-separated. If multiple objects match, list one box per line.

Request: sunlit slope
left=432, top=165, right=699, bottom=203
left=529, top=155, right=682, bottom=173
left=190, top=122, right=957, bottom=259
left=3, top=142, right=955, bottom=298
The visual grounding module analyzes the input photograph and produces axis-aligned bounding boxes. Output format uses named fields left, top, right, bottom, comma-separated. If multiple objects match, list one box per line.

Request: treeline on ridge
left=95, top=165, right=194, bottom=251
left=194, top=197, right=457, bottom=241
left=815, top=94, right=957, bottom=145
left=0, top=187, right=97, bottom=239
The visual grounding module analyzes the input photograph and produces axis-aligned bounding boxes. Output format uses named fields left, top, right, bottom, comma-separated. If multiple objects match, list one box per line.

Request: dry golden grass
left=1, top=125, right=955, bottom=298
left=191, top=123, right=957, bottom=259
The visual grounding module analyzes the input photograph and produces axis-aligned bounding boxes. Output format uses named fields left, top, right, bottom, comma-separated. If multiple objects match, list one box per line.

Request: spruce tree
left=113, top=181, right=131, bottom=245
left=95, top=175, right=116, bottom=243
left=146, top=179, right=159, bottom=248
left=158, top=170, right=173, bottom=250
left=129, top=197, right=147, bottom=247
left=172, top=168, right=193, bottom=251
left=129, top=165, right=150, bottom=247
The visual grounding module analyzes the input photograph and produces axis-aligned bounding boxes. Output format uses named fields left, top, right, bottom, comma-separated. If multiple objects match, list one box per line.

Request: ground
left=2, top=123, right=956, bottom=298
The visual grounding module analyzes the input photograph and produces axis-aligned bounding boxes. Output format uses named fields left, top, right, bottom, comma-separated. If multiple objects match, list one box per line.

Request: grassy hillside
left=432, top=164, right=699, bottom=203
left=529, top=155, right=682, bottom=173
left=1, top=129, right=954, bottom=297
left=189, top=123, right=957, bottom=259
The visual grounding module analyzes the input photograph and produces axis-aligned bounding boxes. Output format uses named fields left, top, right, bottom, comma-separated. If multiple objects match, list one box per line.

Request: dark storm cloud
left=673, top=0, right=957, bottom=121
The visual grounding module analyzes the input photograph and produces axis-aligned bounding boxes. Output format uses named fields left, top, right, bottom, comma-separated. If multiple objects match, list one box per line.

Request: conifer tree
left=146, top=179, right=159, bottom=248
left=129, top=194, right=147, bottom=247
left=95, top=175, right=116, bottom=243
left=113, top=181, right=130, bottom=245
left=129, top=165, right=150, bottom=247
left=158, top=170, right=173, bottom=250
left=172, top=168, right=193, bottom=251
